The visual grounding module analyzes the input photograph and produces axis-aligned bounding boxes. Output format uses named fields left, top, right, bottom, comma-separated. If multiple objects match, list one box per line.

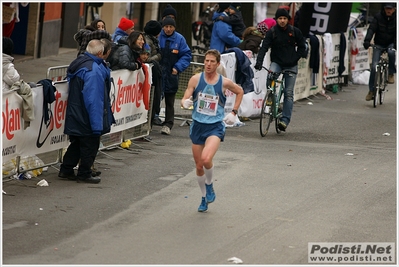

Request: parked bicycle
left=372, top=46, right=389, bottom=108
left=348, top=5, right=373, bottom=29
left=259, top=67, right=297, bottom=137
left=192, top=4, right=217, bottom=54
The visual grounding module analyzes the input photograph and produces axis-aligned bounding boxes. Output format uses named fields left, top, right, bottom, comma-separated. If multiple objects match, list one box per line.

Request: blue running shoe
left=205, top=183, right=216, bottom=203
left=198, top=197, right=208, bottom=212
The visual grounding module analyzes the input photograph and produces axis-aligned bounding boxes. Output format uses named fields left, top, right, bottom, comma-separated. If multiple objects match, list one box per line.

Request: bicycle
left=372, top=46, right=389, bottom=108
left=191, top=4, right=217, bottom=54
left=348, top=5, right=373, bottom=29
left=259, top=67, right=297, bottom=137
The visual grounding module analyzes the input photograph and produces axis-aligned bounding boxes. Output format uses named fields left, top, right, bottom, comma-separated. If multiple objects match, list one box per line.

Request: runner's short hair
left=205, top=49, right=221, bottom=63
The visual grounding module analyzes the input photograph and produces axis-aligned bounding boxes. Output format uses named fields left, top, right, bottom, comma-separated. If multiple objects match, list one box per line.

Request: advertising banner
left=2, top=90, right=25, bottom=162
left=299, top=3, right=352, bottom=36
left=109, top=65, right=152, bottom=133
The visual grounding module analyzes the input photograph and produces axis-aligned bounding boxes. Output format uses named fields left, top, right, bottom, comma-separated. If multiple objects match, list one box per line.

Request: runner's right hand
left=182, top=96, right=193, bottom=109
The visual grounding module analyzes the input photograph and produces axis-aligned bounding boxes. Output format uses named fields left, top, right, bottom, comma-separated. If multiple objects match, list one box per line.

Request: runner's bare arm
left=223, top=77, right=244, bottom=112
left=181, top=73, right=200, bottom=108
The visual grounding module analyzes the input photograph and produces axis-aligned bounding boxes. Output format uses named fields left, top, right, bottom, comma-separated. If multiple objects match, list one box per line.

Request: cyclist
left=254, top=8, right=307, bottom=132
left=363, top=3, right=397, bottom=101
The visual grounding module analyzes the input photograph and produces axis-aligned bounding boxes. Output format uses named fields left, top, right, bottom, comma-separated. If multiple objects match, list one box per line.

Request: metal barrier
left=2, top=66, right=155, bottom=181
left=3, top=61, right=203, bottom=181
left=46, top=65, right=69, bottom=81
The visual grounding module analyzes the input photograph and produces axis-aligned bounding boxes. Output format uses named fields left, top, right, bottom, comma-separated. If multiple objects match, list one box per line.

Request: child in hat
left=217, top=3, right=246, bottom=38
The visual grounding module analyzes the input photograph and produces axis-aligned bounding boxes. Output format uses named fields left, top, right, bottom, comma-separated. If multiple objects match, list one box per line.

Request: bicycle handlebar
left=372, top=45, right=396, bottom=52
left=262, top=66, right=297, bottom=76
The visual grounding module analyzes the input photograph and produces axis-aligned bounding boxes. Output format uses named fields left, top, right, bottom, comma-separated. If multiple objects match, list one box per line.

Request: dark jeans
left=270, top=62, right=298, bottom=126
left=60, top=135, right=100, bottom=178
left=368, top=44, right=396, bottom=92
left=151, top=63, right=162, bottom=125
left=163, top=92, right=176, bottom=129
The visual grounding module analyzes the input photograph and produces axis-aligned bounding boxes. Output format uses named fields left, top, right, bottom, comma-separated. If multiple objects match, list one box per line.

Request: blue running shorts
left=189, top=120, right=225, bottom=145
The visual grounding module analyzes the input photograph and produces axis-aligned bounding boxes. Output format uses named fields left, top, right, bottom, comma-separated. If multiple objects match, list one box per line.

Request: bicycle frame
left=373, top=47, right=389, bottom=107
left=259, top=67, right=295, bottom=136
left=271, top=77, right=284, bottom=118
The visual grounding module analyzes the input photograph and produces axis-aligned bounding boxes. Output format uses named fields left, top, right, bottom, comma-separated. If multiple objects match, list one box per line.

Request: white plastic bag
left=238, top=90, right=266, bottom=118
left=352, top=70, right=370, bottom=85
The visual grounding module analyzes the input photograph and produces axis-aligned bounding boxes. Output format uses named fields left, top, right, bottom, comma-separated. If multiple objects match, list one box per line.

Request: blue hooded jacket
left=111, top=27, right=128, bottom=43
left=158, top=29, right=192, bottom=93
left=210, top=11, right=241, bottom=53
left=65, top=52, right=115, bottom=136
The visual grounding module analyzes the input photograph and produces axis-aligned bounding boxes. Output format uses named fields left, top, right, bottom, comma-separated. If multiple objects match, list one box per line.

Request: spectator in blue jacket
left=158, top=17, right=192, bottom=135
left=59, top=39, right=115, bottom=184
left=210, top=3, right=241, bottom=53
left=112, top=17, right=135, bottom=43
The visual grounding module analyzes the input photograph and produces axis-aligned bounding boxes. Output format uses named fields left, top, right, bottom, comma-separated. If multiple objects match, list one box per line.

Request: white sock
left=197, top=174, right=206, bottom=197
left=204, top=165, right=214, bottom=185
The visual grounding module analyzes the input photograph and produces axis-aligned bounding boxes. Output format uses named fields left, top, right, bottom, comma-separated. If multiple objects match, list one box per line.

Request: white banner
left=324, top=32, right=349, bottom=89
left=2, top=65, right=152, bottom=164
left=109, top=65, right=152, bottom=133
left=2, top=90, right=25, bottom=162
left=350, top=27, right=369, bottom=72
left=20, top=82, right=70, bottom=156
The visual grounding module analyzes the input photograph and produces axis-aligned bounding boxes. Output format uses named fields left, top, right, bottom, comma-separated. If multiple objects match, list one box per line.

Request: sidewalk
left=13, top=48, right=77, bottom=83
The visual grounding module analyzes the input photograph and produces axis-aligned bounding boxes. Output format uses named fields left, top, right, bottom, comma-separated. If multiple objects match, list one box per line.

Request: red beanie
left=118, top=17, right=134, bottom=31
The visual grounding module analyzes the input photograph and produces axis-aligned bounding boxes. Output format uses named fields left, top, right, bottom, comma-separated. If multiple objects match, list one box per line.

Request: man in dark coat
left=59, top=39, right=115, bottom=183
left=363, top=3, right=396, bottom=101
left=254, top=8, right=307, bottom=132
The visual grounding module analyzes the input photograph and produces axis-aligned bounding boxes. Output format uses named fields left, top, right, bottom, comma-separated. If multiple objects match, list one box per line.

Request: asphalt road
left=2, top=80, right=396, bottom=265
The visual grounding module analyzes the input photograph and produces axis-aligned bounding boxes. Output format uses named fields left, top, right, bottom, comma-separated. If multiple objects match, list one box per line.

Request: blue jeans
left=368, top=44, right=396, bottom=92
left=270, top=62, right=298, bottom=126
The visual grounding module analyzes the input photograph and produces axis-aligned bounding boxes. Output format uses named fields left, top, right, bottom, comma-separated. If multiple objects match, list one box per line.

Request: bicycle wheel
left=373, top=68, right=381, bottom=108
left=260, top=90, right=273, bottom=137
left=275, top=103, right=283, bottom=134
left=379, top=67, right=388, bottom=105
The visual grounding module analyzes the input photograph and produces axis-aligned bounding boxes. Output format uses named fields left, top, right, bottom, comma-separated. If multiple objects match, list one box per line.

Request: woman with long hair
left=107, top=31, right=146, bottom=71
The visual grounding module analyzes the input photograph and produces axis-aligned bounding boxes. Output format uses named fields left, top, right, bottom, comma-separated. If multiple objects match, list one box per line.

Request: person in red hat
left=112, top=17, right=135, bottom=43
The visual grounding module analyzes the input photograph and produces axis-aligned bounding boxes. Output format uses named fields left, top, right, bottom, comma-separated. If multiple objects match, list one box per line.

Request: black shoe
left=77, top=176, right=101, bottom=184
left=91, top=170, right=101, bottom=177
left=58, top=172, right=77, bottom=180
left=278, top=121, right=287, bottom=132
left=152, top=117, right=163, bottom=126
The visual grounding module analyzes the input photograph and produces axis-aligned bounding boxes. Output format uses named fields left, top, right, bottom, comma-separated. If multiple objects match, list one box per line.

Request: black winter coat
left=107, top=37, right=141, bottom=71
left=256, top=25, right=307, bottom=68
left=364, top=9, right=396, bottom=48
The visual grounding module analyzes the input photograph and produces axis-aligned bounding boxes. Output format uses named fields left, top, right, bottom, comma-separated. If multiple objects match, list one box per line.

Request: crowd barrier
left=220, top=29, right=371, bottom=118
left=2, top=65, right=154, bottom=179
left=3, top=29, right=369, bottom=179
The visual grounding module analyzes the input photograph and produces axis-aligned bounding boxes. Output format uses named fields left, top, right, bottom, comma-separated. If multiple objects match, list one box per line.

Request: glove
left=135, top=61, right=142, bottom=70
left=182, top=96, right=193, bottom=109
left=223, top=112, right=236, bottom=125
left=363, top=41, right=370, bottom=50
left=254, top=63, right=262, bottom=71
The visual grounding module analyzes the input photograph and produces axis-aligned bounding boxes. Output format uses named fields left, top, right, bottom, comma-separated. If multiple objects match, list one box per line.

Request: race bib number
left=197, top=93, right=218, bottom=116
